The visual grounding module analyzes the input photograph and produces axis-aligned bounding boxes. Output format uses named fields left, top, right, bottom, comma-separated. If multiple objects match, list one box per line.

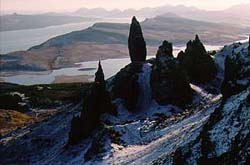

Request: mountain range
left=74, top=4, right=250, bottom=26
left=1, top=14, right=247, bottom=73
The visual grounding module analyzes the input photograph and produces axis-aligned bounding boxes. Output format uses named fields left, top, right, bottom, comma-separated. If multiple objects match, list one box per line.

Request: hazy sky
left=1, top=0, right=250, bottom=13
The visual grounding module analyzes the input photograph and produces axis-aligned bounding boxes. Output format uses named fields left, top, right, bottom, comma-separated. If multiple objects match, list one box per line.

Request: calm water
left=0, top=18, right=131, bottom=54
left=1, top=57, right=133, bottom=85
left=1, top=19, right=248, bottom=85
left=0, top=44, right=222, bottom=85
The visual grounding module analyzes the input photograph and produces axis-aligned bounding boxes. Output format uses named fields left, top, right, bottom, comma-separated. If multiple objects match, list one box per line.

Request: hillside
left=0, top=13, right=97, bottom=32
left=0, top=38, right=249, bottom=164
left=0, top=15, right=247, bottom=73
left=31, top=14, right=244, bottom=49
left=0, top=17, right=250, bottom=164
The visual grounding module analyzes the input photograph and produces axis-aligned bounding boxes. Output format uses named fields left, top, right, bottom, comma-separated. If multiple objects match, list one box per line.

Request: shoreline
left=52, top=75, right=94, bottom=84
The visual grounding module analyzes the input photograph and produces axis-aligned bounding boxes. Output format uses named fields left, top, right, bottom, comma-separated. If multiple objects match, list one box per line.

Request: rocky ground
left=0, top=16, right=249, bottom=164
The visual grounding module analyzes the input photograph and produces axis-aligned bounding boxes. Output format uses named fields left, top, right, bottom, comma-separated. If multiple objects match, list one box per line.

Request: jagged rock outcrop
left=151, top=41, right=192, bottom=107
left=110, top=63, right=142, bottom=111
left=68, top=62, right=116, bottom=145
left=177, top=35, right=217, bottom=83
left=128, top=16, right=147, bottom=63
left=156, top=40, right=173, bottom=59
left=172, top=87, right=250, bottom=164
left=221, top=45, right=250, bottom=98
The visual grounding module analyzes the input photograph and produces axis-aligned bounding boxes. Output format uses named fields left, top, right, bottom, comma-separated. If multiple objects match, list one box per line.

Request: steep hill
left=30, top=15, right=244, bottom=50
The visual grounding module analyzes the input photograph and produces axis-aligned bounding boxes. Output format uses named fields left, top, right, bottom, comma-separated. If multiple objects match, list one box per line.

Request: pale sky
left=1, top=0, right=250, bottom=13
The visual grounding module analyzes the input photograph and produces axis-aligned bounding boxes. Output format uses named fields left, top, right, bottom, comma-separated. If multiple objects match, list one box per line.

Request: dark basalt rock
left=68, top=62, right=116, bottom=145
left=110, top=63, right=142, bottom=111
left=128, top=16, right=147, bottom=63
left=156, top=40, right=173, bottom=59
left=176, top=50, right=185, bottom=62
left=177, top=35, right=217, bottom=83
left=151, top=41, right=192, bottom=107
left=221, top=51, right=250, bottom=98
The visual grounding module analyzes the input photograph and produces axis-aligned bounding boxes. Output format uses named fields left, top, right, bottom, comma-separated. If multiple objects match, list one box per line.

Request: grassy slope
left=0, top=82, right=93, bottom=110
left=30, top=15, right=245, bottom=50
left=0, top=82, right=93, bottom=135
left=0, top=110, right=35, bottom=135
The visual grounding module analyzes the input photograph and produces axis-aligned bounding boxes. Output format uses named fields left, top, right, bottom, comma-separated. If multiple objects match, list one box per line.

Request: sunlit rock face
left=128, top=16, right=147, bottom=63
left=221, top=47, right=250, bottom=98
left=173, top=87, right=250, bottom=164
left=177, top=35, right=217, bottom=83
left=151, top=41, right=192, bottom=107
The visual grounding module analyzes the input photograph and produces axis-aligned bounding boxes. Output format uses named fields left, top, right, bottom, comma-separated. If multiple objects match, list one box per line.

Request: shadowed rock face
left=151, top=41, right=192, bottom=107
left=156, top=40, right=173, bottom=59
left=128, top=16, right=147, bottom=63
left=95, top=61, right=105, bottom=88
left=68, top=62, right=116, bottom=145
left=111, top=63, right=142, bottom=111
left=177, top=35, right=217, bottom=83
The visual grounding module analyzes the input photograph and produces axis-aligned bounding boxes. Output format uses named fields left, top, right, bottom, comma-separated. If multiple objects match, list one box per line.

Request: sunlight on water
left=0, top=18, right=131, bottom=54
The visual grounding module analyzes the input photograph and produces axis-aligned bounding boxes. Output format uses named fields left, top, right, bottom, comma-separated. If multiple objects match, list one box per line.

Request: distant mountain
left=223, top=3, right=250, bottom=16
left=1, top=15, right=246, bottom=73
left=0, top=13, right=98, bottom=32
left=30, top=14, right=245, bottom=50
left=74, top=4, right=250, bottom=26
left=74, top=5, right=199, bottom=19
left=171, top=4, right=250, bottom=26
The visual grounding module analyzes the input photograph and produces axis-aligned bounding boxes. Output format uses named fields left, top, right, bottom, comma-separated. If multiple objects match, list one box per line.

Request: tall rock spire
left=95, top=61, right=105, bottom=86
left=195, top=34, right=200, bottom=42
left=68, top=61, right=116, bottom=145
left=128, top=16, right=147, bottom=63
